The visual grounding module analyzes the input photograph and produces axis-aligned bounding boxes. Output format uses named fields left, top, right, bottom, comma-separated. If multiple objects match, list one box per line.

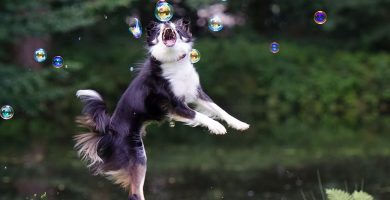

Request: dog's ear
left=175, top=18, right=191, bottom=33
left=146, top=21, right=159, bottom=38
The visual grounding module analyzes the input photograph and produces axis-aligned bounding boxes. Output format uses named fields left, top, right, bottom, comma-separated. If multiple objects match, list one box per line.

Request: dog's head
left=146, top=19, right=193, bottom=63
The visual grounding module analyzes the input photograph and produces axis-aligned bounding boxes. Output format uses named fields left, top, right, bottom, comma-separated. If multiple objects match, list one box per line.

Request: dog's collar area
left=151, top=53, right=187, bottom=63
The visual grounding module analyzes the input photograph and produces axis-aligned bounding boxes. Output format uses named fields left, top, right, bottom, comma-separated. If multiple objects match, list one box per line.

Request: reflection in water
left=1, top=155, right=390, bottom=199
left=0, top=117, right=389, bottom=199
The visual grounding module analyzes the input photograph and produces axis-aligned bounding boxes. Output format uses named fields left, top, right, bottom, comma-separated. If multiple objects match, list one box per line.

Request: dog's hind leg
left=128, top=162, right=146, bottom=200
left=128, top=142, right=147, bottom=200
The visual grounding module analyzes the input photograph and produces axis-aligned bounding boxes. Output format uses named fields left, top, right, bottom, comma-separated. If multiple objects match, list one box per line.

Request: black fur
left=76, top=19, right=200, bottom=199
left=77, top=95, right=110, bottom=133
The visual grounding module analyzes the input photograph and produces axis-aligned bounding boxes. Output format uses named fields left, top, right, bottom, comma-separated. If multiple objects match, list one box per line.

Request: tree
left=0, top=0, right=135, bottom=69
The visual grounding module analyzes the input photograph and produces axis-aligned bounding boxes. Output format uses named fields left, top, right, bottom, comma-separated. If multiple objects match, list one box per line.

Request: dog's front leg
left=196, top=89, right=250, bottom=131
left=169, top=103, right=227, bottom=135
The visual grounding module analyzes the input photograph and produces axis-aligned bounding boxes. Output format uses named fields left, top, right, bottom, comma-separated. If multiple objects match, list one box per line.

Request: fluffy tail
left=74, top=89, right=111, bottom=173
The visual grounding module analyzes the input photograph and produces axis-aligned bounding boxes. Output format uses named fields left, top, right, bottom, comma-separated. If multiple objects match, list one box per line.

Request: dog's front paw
left=207, top=120, right=227, bottom=135
left=227, top=118, right=250, bottom=131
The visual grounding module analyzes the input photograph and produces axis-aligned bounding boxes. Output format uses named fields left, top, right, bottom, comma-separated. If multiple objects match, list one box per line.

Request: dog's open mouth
left=162, top=28, right=176, bottom=47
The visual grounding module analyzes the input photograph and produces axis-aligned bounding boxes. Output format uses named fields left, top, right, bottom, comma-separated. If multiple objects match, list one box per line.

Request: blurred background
left=0, top=0, right=389, bottom=199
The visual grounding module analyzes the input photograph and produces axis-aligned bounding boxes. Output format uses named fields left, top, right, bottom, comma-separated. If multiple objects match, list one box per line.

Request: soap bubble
left=52, top=56, right=64, bottom=68
left=190, top=49, right=201, bottom=63
left=1, top=105, right=14, bottom=120
left=129, top=18, right=142, bottom=39
left=208, top=16, right=223, bottom=32
left=130, top=66, right=134, bottom=72
left=314, top=11, right=327, bottom=24
left=34, top=48, right=47, bottom=63
left=169, top=121, right=175, bottom=128
left=155, top=1, right=174, bottom=22
left=270, top=42, right=279, bottom=54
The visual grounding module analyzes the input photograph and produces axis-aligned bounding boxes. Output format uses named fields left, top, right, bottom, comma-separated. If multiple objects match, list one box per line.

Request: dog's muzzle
left=162, top=27, right=177, bottom=47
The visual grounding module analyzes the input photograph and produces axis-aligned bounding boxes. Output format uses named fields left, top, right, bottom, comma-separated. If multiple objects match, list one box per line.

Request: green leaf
left=326, top=189, right=353, bottom=200
left=352, top=191, right=374, bottom=200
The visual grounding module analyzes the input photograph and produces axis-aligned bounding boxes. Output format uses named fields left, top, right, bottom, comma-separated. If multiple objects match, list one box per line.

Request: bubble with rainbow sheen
left=52, top=56, right=64, bottom=68
left=1, top=105, right=14, bottom=120
left=155, top=1, right=174, bottom=22
left=314, top=11, right=327, bottom=24
left=34, top=48, right=47, bottom=63
left=169, top=121, right=175, bottom=128
left=270, top=42, right=279, bottom=54
left=129, top=18, right=142, bottom=39
left=208, top=16, right=223, bottom=32
left=190, top=49, right=201, bottom=64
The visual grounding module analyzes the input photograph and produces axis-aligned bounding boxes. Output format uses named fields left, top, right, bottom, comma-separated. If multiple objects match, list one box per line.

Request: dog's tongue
left=164, top=39, right=176, bottom=47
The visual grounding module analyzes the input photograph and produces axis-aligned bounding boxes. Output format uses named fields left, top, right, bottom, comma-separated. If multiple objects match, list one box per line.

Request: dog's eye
left=146, top=22, right=159, bottom=37
left=183, top=19, right=190, bottom=26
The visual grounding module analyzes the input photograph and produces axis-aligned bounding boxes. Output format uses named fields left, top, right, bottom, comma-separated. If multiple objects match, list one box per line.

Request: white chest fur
left=161, top=58, right=200, bottom=103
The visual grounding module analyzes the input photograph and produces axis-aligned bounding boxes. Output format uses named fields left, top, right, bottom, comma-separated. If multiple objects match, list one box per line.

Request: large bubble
left=270, top=42, right=280, bottom=54
left=34, top=48, right=47, bottom=63
left=208, top=16, right=223, bottom=32
left=190, top=49, right=201, bottom=64
left=52, top=56, right=64, bottom=68
left=314, top=11, right=327, bottom=24
left=1, top=105, right=14, bottom=120
left=155, top=1, right=174, bottom=22
left=129, top=18, right=142, bottom=39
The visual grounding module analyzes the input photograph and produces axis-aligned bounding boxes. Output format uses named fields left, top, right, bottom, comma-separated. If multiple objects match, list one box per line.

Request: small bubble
left=270, top=42, right=279, bottom=54
left=1, top=105, right=14, bottom=120
left=129, top=18, right=142, bottom=39
left=52, top=56, right=64, bottom=68
left=154, top=1, right=174, bottom=22
left=4, top=166, right=7, bottom=170
left=104, top=15, right=108, bottom=20
left=34, top=48, right=47, bottom=63
left=169, top=121, right=175, bottom=127
left=130, top=66, right=134, bottom=72
left=78, top=36, right=81, bottom=41
left=314, top=11, right=327, bottom=24
left=247, top=190, right=255, bottom=197
left=58, top=184, right=65, bottom=191
left=208, top=16, right=223, bottom=32
left=168, top=177, right=176, bottom=184
left=190, top=49, right=201, bottom=64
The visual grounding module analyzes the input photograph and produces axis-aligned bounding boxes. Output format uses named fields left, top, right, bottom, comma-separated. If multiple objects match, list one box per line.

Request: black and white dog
left=74, top=19, right=249, bottom=200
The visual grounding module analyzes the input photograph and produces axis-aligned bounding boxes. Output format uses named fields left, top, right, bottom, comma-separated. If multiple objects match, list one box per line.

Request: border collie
left=74, top=19, right=249, bottom=200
